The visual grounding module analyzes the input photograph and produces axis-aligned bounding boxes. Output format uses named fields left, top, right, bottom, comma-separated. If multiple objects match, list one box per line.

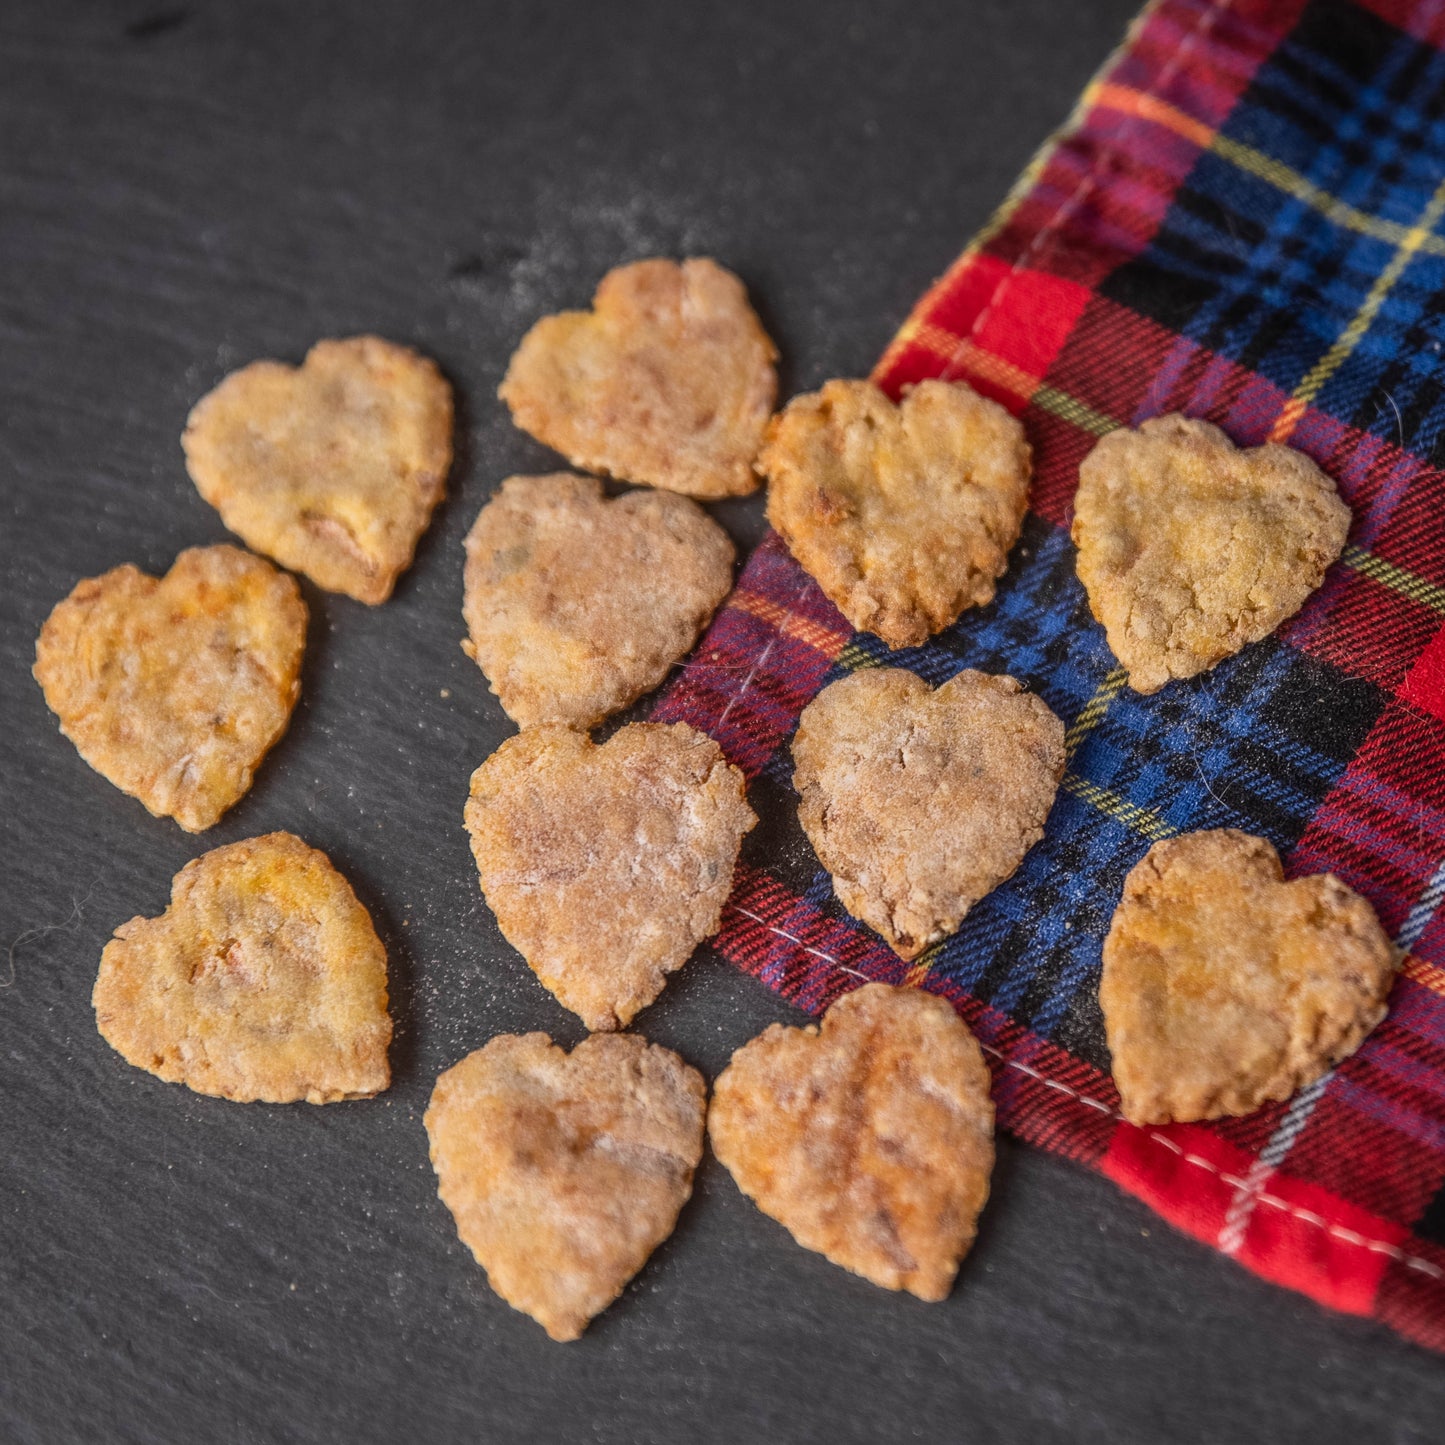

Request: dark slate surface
left=2, top=2, right=1443, bottom=1441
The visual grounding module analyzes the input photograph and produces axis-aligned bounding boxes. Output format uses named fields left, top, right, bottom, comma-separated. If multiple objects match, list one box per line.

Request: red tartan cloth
left=654, top=0, right=1445, bottom=1352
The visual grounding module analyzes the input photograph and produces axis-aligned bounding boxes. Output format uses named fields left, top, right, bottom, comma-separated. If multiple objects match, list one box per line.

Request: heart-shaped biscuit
left=762, top=378, right=1031, bottom=648
left=792, top=667, right=1065, bottom=959
left=1072, top=415, right=1350, bottom=692
left=425, top=1032, right=706, bottom=1341
left=464, top=722, right=756, bottom=1030
left=499, top=258, right=777, bottom=499
left=709, top=983, right=994, bottom=1300
left=462, top=473, right=734, bottom=728
left=94, top=832, right=392, bottom=1104
left=183, top=336, right=454, bottom=604
left=1100, top=829, right=1397, bottom=1125
left=34, top=544, right=306, bottom=832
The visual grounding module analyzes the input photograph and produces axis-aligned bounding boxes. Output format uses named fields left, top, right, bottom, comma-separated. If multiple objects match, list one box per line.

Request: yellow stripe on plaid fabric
left=1091, top=82, right=1445, bottom=260
left=1061, top=775, right=1176, bottom=842
left=1065, top=667, right=1129, bottom=757
left=731, top=589, right=853, bottom=655
left=1342, top=544, right=1445, bottom=615
left=1404, top=952, right=1445, bottom=1000
left=1272, top=175, right=1445, bottom=443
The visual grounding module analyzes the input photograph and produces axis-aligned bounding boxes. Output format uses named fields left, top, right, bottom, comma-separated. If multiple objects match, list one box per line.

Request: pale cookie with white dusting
left=462, top=473, right=734, bottom=728
left=499, top=257, right=777, bottom=499
left=709, top=983, right=994, bottom=1300
left=1072, top=415, right=1350, bottom=693
left=761, top=378, right=1031, bottom=648
left=1100, top=829, right=1396, bottom=1126
left=425, top=1031, right=706, bottom=1342
left=464, top=722, right=756, bottom=1030
left=792, top=668, right=1065, bottom=960
left=94, top=832, right=392, bottom=1104
left=33, top=545, right=306, bottom=832
left=183, top=336, right=454, bottom=603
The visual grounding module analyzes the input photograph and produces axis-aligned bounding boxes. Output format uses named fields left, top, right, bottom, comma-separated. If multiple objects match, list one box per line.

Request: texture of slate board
left=1, top=1, right=1443, bottom=1441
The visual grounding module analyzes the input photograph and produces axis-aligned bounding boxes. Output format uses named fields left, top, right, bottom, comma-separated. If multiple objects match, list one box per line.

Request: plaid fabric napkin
left=652, top=0, right=1445, bottom=1352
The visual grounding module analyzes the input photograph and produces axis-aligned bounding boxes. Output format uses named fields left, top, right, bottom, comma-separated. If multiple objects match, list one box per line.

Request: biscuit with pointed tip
left=464, top=722, right=756, bottom=1030
left=94, top=832, right=392, bottom=1103
left=183, top=336, right=453, bottom=603
left=709, top=983, right=994, bottom=1301
left=499, top=258, right=776, bottom=498
left=34, top=544, right=306, bottom=832
left=425, top=1031, right=706, bottom=1341
left=1072, top=415, right=1350, bottom=692
left=462, top=473, right=733, bottom=728
left=1101, top=829, right=1396, bottom=1125
left=762, top=378, right=1031, bottom=648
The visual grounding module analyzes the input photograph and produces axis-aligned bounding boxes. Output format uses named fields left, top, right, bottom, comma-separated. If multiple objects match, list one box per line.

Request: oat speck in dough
left=761, top=378, right=1031, bottom=648
left=182, top=336, right=454, bottom=604
left=33, top=544, right=306, bottom=833
left=709, top=983, right=994, bottom=1301
left=1072, top=415, right=1350, bottom=693
left=464, top=722, right=756, bottom=1031
left=425, top=1031, right=707, bottom=1342
left=792, top=667, right=1065, bottom=960
left=93, top=832, right=392, bottom=1104
left=498, top=257, right=777, bottom=499
left=461, top=472, right=734, bottom=729
left=1100, top=829, right=1396, bottom=1125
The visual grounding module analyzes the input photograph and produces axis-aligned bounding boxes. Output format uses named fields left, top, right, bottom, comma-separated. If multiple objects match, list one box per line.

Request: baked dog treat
left=761, top=378, right=1031, bottom=648
left=425, top=1032, right=706, bottom=1342
left=498, top=258, right=777, bottom=499
left=1100, top=829, right=1396, bottom=1125
left=182, top=336, right=454, bottom=603
left=792, top=668, right=1065, bottom=959
left=464, top=722, right=756, bottom=1030
left=462, top=473, right=734, bottom=728
left=33, top=544, right=306, bottom=832
left=709, top=983, right=994, bottom=1300
left=1072, top=415, right=1350, bottom=693
left=93, top=832, right=392, bottom=1103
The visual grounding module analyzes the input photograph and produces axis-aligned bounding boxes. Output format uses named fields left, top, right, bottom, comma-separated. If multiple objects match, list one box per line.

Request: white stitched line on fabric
left=713, top=572, right=816, bottom=733
left=933, top=0, right=1234, bottom=390
left=1217, top=1076, right=1329, bottom=1256
left=724, top=905, right=1445, bottom=1281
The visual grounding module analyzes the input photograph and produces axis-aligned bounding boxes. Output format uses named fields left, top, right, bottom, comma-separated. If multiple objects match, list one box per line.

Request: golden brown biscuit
left=461, top=473, right=734, bottom=728
left=94, top=832, right=392, bottom=1104
left=792, top=668, right=1065, bottom=960
left=1072, top=415, right=1350, bottom=693
left=761, top=378, right=1031, bottom=648
left=498, top=258, right=777, bottom=499
left=1100, top=829, right=1396, bottom=1125
left=33, top=545, right=306, bottom=832
left=425, top=1032, right=706, bottom=1342
left=709, top=983, right=994, bottom=1300
left=182, top=336, right=454, bottom=603
left=464, top=722, right=756, bottom=1031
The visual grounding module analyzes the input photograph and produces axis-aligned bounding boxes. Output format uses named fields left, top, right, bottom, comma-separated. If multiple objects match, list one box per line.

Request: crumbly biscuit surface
left=464, top=722, right=756, bottom=1030
left=425, top=1032, right=706, bottom=1342
left=182, top=336, right=453, bottom=603
left=93, top=832, right=392, bottom=1103
left=462, top=473, right=734, bottom=728
left=1100, top=829, right=1396, bottom=1125
left=1072, top=415, right=1350, bottom=692
left=33, top=544, right=306, bottom=832
left=762, top=379, right=1031, bottom=648
left=792, top=668, right=1065, bottom=959
left=498, top=258, right=777, bottom=499
left=709, top=983, right=994, bottom=1300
